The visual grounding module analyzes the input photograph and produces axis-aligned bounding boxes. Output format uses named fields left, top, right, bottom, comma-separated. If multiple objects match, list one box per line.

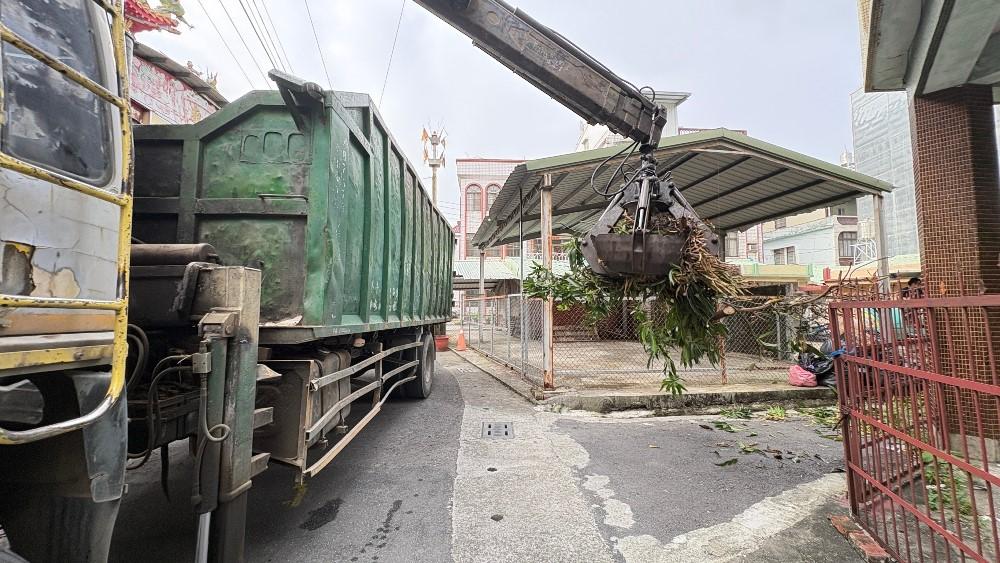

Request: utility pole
left=421, top=127, right=446, bottom=204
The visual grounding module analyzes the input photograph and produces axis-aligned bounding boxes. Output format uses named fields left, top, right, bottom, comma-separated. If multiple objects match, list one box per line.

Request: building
left=850, top=89, right=918, bottom=258
left=761, top=211, right=859, bottom=267
left=126, top=1, right=226, bottom=125
left=723, top=226, right=765, bottom=262
left=455, top=158, right=524, bottom=260
left=850, top=88, right=1000, bottom=262
left=130, top=43, right=226, bottom=125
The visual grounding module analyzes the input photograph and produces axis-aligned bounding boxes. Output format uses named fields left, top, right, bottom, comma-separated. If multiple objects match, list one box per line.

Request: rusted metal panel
left=133, top=88, right=454, bottom=339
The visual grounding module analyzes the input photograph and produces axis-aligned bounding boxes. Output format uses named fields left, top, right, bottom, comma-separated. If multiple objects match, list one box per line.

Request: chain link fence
left=459, top=291, right=829, bottom=390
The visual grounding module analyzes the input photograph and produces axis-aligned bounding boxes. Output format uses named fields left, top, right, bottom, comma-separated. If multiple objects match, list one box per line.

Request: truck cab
left=0, top=1, right=132, bottom=560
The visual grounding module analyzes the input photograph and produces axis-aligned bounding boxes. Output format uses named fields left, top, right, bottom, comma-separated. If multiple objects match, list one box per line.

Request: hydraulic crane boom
left=413, top=0, right=666, bottom=147
left=413, top=0, right=720, bottom=277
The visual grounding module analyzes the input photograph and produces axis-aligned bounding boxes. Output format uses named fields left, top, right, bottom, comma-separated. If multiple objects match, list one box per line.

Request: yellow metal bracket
left=0, top=0, right=133, bottom=445
left=0, top=345, right=115, bottom=372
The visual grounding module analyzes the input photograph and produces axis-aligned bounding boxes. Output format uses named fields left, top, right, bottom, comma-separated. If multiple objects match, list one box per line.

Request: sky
left=143, top=0, right=864, bottom=225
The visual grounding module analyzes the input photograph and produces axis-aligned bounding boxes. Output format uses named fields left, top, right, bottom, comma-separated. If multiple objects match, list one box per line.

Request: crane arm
left=412, top=0, right=666, bottom=147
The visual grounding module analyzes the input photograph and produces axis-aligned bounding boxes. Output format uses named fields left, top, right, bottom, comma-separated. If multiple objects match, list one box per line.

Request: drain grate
left=481, top=422, right=514, bottom=439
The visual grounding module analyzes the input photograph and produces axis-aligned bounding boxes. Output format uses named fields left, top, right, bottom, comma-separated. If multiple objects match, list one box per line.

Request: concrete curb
left=447, top=348, right=540, bottom=405
left=447, top=346, right=838, bottom=415
left=544, top=387, right=837, bottom=414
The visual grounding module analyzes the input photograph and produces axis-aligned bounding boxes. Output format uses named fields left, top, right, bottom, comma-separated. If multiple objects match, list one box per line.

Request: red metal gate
left=831, top=294, right=1000, bottom=562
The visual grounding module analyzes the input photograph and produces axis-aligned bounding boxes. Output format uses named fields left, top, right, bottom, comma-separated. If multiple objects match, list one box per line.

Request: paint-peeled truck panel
left=132, top=88, right=454, bottom=335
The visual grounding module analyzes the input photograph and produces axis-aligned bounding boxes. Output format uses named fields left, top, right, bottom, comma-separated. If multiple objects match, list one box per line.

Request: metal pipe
left=872, top=194, right=890, bottom=295
left=519, top=182, right=527, bottom=379
left=196, top=512, right=211, bottom=563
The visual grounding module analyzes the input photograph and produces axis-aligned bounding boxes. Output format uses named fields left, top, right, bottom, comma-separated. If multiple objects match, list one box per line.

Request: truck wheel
left=403, top=334, right=434, bottom=399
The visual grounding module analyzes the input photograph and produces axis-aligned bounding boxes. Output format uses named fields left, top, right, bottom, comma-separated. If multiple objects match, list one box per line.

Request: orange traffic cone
left=455, top=328, right=467, bottom=351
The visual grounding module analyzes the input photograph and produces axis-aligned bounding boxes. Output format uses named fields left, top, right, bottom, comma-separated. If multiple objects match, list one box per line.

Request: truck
left=0, top=1, right=692, bottom=561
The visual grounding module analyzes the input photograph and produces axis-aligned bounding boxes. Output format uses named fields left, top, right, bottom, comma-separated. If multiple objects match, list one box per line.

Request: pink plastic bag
left=788, top=365, right=817, bottom=387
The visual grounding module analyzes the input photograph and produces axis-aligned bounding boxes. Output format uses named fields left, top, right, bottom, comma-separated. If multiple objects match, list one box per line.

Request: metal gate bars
left=831, top=294, right=1000, bottom=562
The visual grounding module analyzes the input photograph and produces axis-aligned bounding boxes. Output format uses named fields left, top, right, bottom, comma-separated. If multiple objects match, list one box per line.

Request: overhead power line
left=193, top=0, right=256, bottom=89
left=248, top=0, right=289, bottom=73
left=303, top=0, right=333, bottom=89
left=258, top=0, right=294, bottom=73
left=216, top=0, right=270, bottom=84
left=237, top=0, right=283, bottom=72
left=379, top=0, right=407, bottom=106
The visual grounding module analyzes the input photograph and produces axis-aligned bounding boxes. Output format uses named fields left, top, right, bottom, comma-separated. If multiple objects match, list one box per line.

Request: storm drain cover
left=481, top=422, right=514, bottom=439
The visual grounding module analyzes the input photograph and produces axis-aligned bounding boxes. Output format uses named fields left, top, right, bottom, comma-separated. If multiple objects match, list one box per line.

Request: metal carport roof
left=471, top=128, right=893, bottom=249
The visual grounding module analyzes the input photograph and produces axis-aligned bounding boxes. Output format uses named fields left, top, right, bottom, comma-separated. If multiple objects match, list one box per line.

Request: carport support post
left=872, top=194, right=890, bottom=294
left=479, top=249, right=486, bottom=342
left=541, top=173, right=555, bottom=389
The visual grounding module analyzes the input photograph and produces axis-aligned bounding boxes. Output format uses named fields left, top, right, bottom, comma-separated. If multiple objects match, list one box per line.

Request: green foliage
left=922, top=452, right=974, bottom=517
left=764, top=406, right=787, bottom=421
left=720, top=406, right=753, bottom=419
left=522, top=220, right=743, bottom=394
left=800, top=406, right=839, bottom=428
left=713, top=421, right=739, bottom=433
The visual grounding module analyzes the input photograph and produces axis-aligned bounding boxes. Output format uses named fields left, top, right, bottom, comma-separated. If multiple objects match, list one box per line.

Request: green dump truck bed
left=133, top=89, right=453, bottom=344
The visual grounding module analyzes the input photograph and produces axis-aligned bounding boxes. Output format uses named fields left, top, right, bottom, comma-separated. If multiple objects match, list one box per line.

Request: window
left=724, top=232, right=739, bottom=258
left=785, top=246, right=796, bottom=264
left=486, top=185, right=501, bottom=215
left=838, top=231, right=858, bottom=260
left=484, top=247, right=501, bottom=258
left=773, top=217, right=786, bottom=229
left=746, top=242, right=758, bottom=257
left=551, top=237, right=568, bottom=256
left=464, top=239, right=478, bottom=258
left=773, top=248, right=786, bottom=265
left=465, top=185, right=482, bottom=233
left=2, top=0, right=114, bottom=186
left=504, top=243, right=520, bottom=258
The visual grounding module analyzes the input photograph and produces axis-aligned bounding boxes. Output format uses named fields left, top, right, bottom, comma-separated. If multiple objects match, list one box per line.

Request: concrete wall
left=762, top=216, right=857, bottom=267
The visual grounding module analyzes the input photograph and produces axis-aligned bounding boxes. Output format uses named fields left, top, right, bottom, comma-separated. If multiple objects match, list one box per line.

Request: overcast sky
left=142, top=0, right=863, bottom=224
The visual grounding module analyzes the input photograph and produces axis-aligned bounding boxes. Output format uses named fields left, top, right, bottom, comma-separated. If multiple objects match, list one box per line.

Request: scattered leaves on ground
left=764, top=406, right=786, bottom=421
left=720, top=406, right=752, bottom=419
left=713, top=421, right=739, bottom=433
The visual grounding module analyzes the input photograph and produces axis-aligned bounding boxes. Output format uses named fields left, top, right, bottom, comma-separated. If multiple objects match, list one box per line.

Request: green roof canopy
left=471, top=128, right=893, bottom=249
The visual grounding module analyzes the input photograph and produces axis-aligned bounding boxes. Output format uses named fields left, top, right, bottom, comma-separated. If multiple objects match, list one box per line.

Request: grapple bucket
left=583, top=232, right=686, bottom=277
left=580, top=151, right=720, bottom=279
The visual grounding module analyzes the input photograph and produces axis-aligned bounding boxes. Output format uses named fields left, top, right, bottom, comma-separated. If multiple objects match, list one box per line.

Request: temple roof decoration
left=125, top=0, right=181, bottom=34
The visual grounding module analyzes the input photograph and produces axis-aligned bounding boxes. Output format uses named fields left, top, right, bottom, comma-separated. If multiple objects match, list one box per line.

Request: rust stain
left=29, top=266, right=81, bottom=299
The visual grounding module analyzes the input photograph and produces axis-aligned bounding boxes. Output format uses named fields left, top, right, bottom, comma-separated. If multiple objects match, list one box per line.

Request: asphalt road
left=110, top=352, right=861, bottom=562
left=110, top=363, right=463, bottom=563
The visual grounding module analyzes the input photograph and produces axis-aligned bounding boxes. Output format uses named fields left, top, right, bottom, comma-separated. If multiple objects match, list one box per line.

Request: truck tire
left=403, top=334, right=434, bottom=399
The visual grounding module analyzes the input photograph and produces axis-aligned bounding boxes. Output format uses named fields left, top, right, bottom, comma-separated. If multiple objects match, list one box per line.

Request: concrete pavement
left=111, top=351, right=862, bottom=562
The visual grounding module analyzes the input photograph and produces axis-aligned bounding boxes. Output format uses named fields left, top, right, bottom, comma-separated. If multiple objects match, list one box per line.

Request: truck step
left=253, top=407, right=273, bottom=429
left=250, top=452, right=270, bottom=478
